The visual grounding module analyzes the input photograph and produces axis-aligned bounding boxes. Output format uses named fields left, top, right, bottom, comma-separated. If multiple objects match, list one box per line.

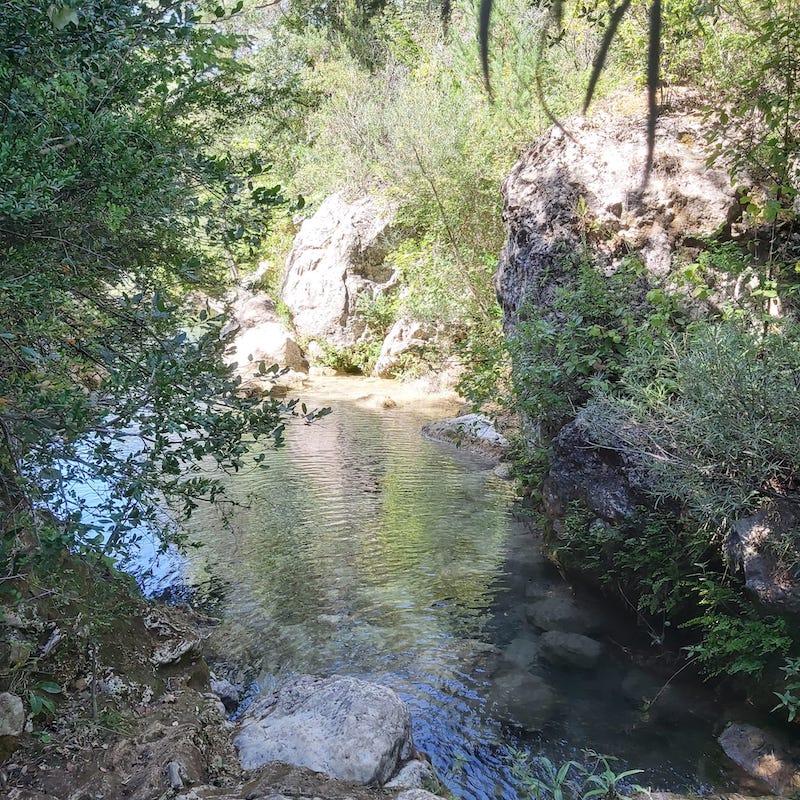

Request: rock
left=487, top=668, right=558, bottom=731
left=234, top=675, right=412, bottom=786
left=145, top=611, right=203, bottom=666
left=421, top=414, right=509, bottom=461
left=219, top=287, right=309, bottom=376
left=394, top=791, right=445, bottom=800
left=281, top=193, right=401, bottom=349
left=726, top=500, right=800, bottom=616
left=167, top=760, right=184, bottom=790
left=210, top=677, right=242, bottom=713
left=718, top=722, right=800, bottom=796
left=496, top=95, right=739, bottom=325
left=355, top=394, right=398, bottom=410
left=540, top=631, right=603, bottom=669
left=543, top=414, right=638, bottom=524
left=224, top=290, right=278, bottom=335
left=385, top=759, right=434, bottom=789
left=502, top=636, right=538, bottom=670
left=228, top=322, right=309, bottom=375
left=373, top=318, right=434, bottom=378
left=0, top=692, right=24, bottom=737
left=621, top=669, right=661, bottom=708
left=493, top=462, right=513, bottom=480
left=525, top=596, right=595, bottom=634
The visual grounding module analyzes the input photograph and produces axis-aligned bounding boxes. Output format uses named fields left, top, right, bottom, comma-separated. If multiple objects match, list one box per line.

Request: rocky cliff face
left=496, top=96, right=739, bottom=326
left=495, top=96, right=800, bottom=649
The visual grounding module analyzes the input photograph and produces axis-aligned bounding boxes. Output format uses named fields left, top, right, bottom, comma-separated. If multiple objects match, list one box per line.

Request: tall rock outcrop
left=496, top=97, right=739, bottom=326
left=281, top=193, right=401, bottom=349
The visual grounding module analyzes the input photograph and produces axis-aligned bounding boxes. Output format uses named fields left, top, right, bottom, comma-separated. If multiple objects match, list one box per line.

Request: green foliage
left=28, top=681, right=61, bottom=718
left=508, top=254, right=658, bottom=433
left=773, top=657, right=800, bottom=722
left=0, top=0, right=311, bottom=569
left=586, top=318, right=800, bottom=528
left=511, top=750, right=644, bottom=800
left=684, top=582, right=791, bottom=678
left=555, top=502, right=711, bottom=643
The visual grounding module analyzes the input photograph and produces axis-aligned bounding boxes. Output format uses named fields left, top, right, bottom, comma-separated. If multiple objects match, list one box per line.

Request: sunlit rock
left=421, top=414, right=509, bottom=461
left=234, top=675, right=413, bottom=785
left=281, top=193, right=401, bottom=349
left=719, top=722, right=800, bottom=796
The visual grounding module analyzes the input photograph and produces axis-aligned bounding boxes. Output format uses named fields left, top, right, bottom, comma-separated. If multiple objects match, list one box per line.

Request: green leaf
left=38, top=681, right=62, bottom=694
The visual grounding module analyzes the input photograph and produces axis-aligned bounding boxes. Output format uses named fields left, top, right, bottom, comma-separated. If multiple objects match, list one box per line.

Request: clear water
left=161, top=376, right=737, bottom=799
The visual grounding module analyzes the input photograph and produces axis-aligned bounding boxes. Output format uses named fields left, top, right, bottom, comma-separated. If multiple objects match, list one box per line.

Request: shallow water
left=165, top=376, right=737, bottom=799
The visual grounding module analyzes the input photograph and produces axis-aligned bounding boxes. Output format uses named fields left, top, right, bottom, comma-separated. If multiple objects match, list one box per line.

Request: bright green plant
left=683, top=582, right=792, bottom=678
left=772, top=657, right=800, bottom=722
left=28, top=681, right=62, bottom=718
left=511, top=750, right=644, bottom=800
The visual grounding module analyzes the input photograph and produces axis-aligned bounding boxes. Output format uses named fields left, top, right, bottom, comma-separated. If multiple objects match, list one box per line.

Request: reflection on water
left=176, top=377, right=731, bottom=800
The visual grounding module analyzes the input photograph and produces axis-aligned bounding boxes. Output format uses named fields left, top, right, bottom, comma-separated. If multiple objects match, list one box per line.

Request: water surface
left=173, top=377, right=735, bottom=799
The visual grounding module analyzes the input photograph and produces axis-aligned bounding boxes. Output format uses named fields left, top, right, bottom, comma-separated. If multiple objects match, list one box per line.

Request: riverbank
left=0, top=551, right=447, bottom=800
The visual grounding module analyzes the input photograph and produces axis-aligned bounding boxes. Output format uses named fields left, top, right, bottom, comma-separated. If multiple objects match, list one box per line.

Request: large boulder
left=234, top=675, right=413, bottom=786
left=222, top=288, right=309, bottom=375
left=496, top=94, right=739, bottom=325
left=281, top=193, right=401, bottom=349
left=373, top=318, right=434, bottom=378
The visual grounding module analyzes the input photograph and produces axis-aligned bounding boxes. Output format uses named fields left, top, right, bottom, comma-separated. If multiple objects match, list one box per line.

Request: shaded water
left=174, top=377, right=734, bottom=799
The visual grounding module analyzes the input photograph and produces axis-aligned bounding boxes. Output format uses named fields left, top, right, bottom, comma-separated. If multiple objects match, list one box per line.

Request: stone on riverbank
left=385, top=759, right=435, bottom=789
left=234, top=675, right=413, bottom=786
left=718, top=722, right=800, bottom=796
left=421, top=414, right=509, bottom=461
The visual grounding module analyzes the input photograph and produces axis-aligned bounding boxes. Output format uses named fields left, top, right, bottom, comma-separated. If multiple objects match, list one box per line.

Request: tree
left=0, top=0, right=305, bottom=569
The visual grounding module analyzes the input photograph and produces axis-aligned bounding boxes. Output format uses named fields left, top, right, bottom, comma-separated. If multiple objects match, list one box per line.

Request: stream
left=146, top=376, right=743, bottom=800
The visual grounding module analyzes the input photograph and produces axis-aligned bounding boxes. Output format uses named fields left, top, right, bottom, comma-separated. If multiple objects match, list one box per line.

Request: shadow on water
left=151, top=376, right=743, bottom=800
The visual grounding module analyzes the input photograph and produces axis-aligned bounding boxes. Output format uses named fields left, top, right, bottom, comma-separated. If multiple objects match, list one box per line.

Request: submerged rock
left=422, top=414, right=509, bottom=461
left=487, top=668, right=558, bottom=731
left=540, top=631, right=603, bottom=669
left=234, top=675, right=413, bottom=785
left=718, top=722, right=800, bottom=796
left=525, top=596, right=596, bottom=634
left=502, top=636, right=539, bottom=670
